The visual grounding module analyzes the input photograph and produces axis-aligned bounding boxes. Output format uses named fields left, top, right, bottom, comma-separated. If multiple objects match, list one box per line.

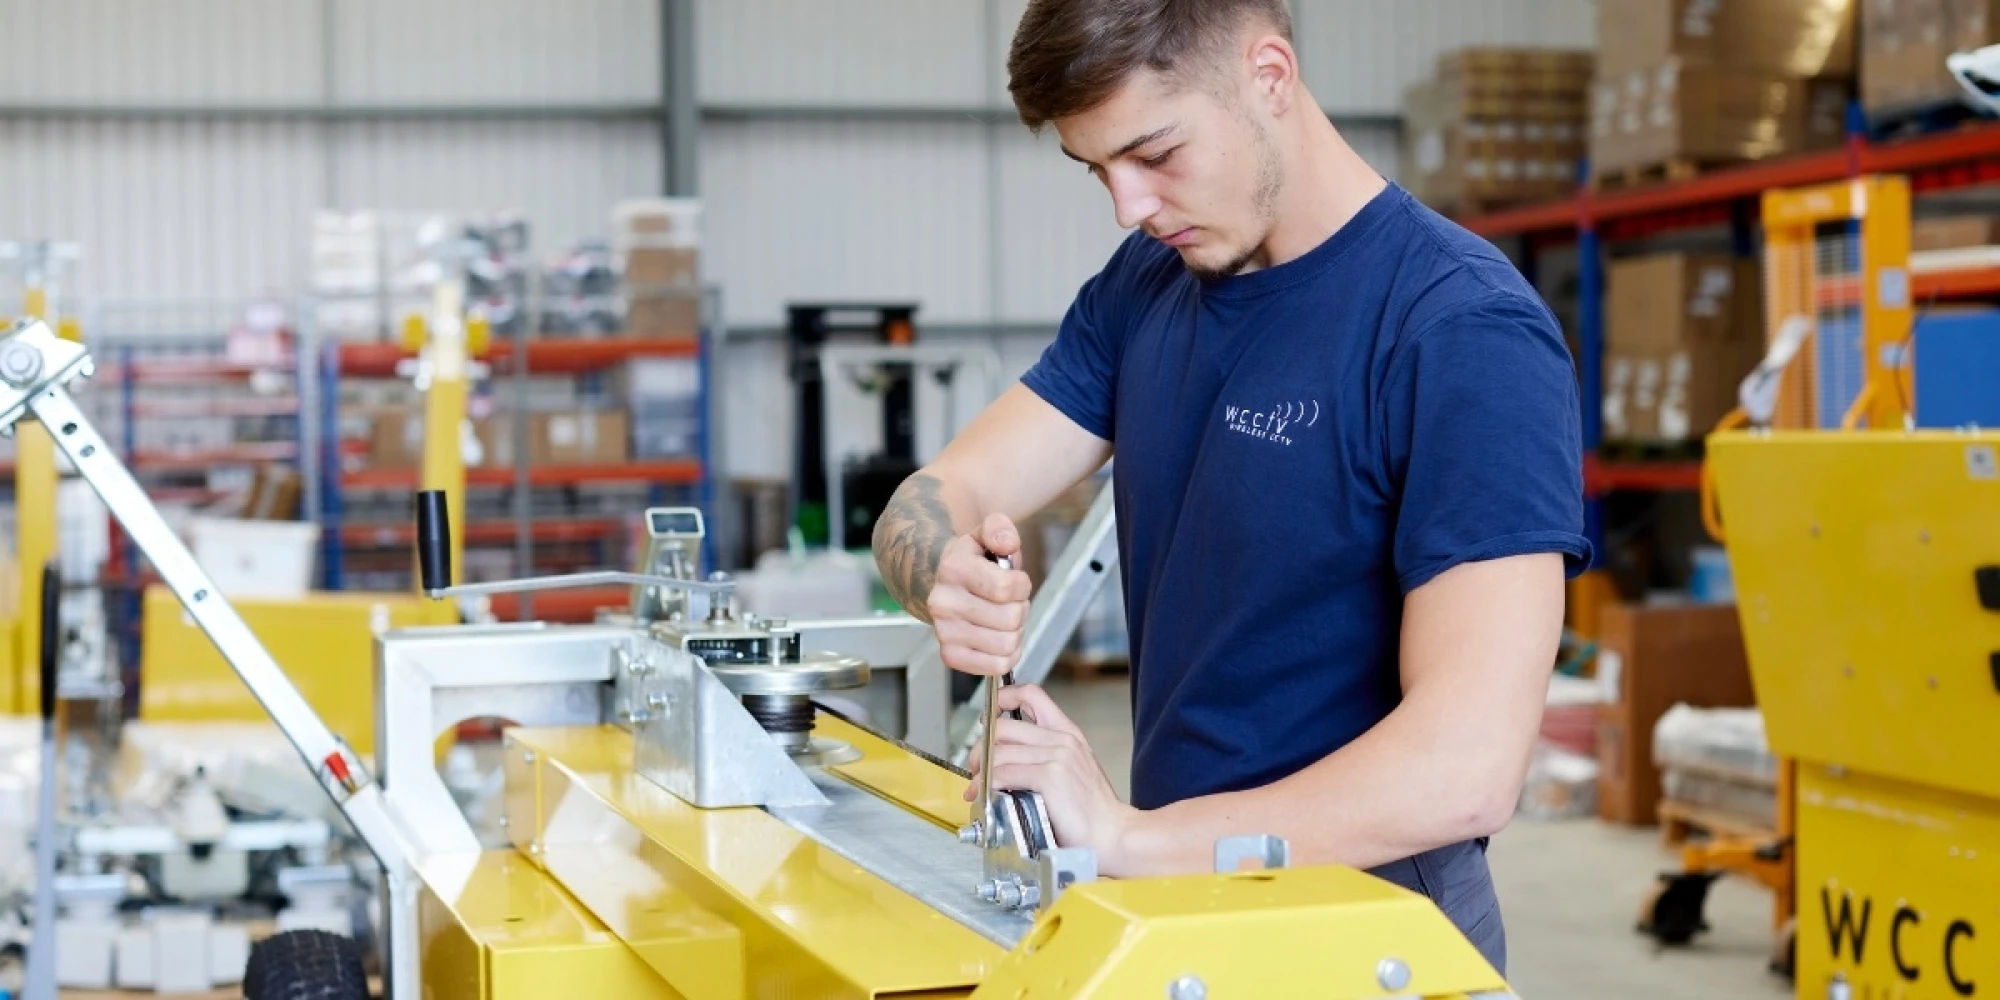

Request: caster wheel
left=1637, top=871, right=1723, bottom=946
left=243, top=929, right=368, bottom=1000
left=1769, top=918, right=1797, bottom=980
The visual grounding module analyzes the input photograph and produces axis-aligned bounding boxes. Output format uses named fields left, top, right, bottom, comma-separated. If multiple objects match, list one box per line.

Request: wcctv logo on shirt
left=1222, top=399, right=1319, bottom=447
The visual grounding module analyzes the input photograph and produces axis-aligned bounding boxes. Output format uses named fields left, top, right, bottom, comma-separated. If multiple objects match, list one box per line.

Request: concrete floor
left=1046, top=675, right=1792, bottom=1000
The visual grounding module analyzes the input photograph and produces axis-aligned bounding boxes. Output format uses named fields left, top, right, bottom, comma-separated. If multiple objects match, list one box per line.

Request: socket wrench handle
left=38, top=561, right=59, bottom=721
left=416, top=490, right=453, bottom=596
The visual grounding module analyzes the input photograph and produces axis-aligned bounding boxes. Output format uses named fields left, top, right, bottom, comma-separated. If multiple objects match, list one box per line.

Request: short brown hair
left=1007, top=0, right=1294, bottom=132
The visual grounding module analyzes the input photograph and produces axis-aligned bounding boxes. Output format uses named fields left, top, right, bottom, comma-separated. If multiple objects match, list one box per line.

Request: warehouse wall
left=0, top=0, right=661, bottom=305
left=0, top=0, right=1593, bottom=479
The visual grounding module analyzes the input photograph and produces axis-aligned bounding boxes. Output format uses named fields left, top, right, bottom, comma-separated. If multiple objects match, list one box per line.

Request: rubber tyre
left=243, top=929, right=368, bottom=1000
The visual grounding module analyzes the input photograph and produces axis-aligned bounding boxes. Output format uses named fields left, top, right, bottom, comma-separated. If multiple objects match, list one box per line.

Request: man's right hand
left=927, top=513, right=1033, bottom=676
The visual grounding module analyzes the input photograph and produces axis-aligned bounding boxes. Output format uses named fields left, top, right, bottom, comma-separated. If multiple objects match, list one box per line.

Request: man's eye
left=1142, top=148, right=1176, bottom=168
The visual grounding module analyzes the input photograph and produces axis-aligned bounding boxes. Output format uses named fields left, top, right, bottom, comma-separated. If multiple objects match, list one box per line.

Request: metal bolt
left=995, top=880, right=1023, bottom=908
left=529, top=841, right=543, bottom=856
left=0, top=341, right=43, bottom=387
left=1167, top=975, right=1207, bottom=1000
left=958, top=823, right=982, bottom=845
left=977, top=880, right=1000, bottom=902
left=648, top=692, right=671, bottom=715
left=1827, top=972, right=1851, bottom=1000
left=522, top=751, right=536, bottom=764
left=1376, top=957, right=1412, bottom=992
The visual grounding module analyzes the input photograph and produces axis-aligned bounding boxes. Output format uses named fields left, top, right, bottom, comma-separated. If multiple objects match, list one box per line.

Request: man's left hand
left=965, top=683, right=1140, bottom=873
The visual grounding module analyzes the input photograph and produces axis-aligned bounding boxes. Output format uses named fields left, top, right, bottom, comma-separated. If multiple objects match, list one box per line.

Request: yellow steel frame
left=459, top=717, right=1509, bottom=999
left=1758, top=176, right=1913, bottom=432
left=6, top=285, right=57, bottom=715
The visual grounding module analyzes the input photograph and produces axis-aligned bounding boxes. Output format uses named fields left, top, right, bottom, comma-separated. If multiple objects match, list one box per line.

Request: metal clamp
left=1214, top=834, right=1291, bottom=873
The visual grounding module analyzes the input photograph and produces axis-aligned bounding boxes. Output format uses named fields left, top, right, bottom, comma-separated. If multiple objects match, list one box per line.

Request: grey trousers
left=1366, top=837, right=1507, bottom=974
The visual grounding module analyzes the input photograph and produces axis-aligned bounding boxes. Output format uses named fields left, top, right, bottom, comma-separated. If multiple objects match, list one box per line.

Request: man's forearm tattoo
left=874, top=473, right=955, bottom=622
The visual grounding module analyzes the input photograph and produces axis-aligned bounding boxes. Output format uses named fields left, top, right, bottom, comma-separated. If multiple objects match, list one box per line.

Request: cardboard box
left=622, top=246, right=698, bottom=290
left=1861, top=0, right=2000, bottom=112
left=1598, top=0, right=1858, bottom=79
left=1402, top=70, right=1587, bottom=212
left=1914, top=214, right=2000, bottom=250
left=530, top=411, right=628, bottom=466
left=1591, top=60, right=1849, bottom=175
left=1594, top=601, right=1758, bottom=826
left=1604, top=253, right=1765, bottom=442
left=625, top=293, right=701, bottom=339
left=366, top=409, right=513, bottom=469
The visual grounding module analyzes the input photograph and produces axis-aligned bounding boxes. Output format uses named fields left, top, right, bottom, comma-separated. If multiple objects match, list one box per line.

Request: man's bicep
left=929, top=384, right=1113, bottom=522
left=1398, top=553, right=1563, bottom=760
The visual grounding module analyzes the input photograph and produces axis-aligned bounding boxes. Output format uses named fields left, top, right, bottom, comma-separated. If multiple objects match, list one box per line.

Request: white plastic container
left=188, top=518, right=321, bottom=600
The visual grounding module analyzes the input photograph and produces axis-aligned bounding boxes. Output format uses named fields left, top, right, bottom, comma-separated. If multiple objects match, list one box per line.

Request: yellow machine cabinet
left=1710, top=431, right=2000, bottom=997
left=139, top=585, right=438, bottom=756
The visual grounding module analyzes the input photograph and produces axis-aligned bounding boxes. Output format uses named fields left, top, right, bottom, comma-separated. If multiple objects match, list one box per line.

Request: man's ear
left=1247, top=34, right=1299, bottom=116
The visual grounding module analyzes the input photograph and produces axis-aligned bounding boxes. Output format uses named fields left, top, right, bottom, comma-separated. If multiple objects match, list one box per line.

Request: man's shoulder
left=1378, top=194, right=1559, bottom=342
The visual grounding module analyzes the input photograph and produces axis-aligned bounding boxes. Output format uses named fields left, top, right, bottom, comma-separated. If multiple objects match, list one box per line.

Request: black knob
left=416, top=490, right=452, bottom=595
left=39, top=562, right=59, bottom=721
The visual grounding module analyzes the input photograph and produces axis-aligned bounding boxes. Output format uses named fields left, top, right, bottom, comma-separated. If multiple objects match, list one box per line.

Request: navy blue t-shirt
left=1023, top=183, right=1591, bottom=812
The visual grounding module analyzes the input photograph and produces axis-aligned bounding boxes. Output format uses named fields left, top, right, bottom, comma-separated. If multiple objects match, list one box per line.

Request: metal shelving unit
left=1452, top=118, right=2000, bottom=557
left=317, top=328, right=713, bottom=606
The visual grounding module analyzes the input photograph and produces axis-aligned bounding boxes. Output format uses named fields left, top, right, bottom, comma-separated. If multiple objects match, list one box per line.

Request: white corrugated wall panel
left=698, top=0, right=989, bottom=107
left=332, top=120, right=663, bottom=258
left=333, top=0, right=661, bottom=104
left=0, top=0, right=323, bottom=104
left=1300, top=0, right=1598, bottom=114
left=0, top=119, right=322, bottom=301
left=699, top=119, right=993, bottom=328
left=994, top=127, right=1126, bottom=324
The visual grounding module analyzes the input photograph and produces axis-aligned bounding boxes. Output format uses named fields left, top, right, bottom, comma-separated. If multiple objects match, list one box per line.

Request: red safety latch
left=324, top=752, right=359, bottom=795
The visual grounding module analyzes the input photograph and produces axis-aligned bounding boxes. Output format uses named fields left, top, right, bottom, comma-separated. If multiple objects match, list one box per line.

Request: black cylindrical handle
left=39, top=562, right=60, bottom=721
left=416, top=490, right=452, bottom=594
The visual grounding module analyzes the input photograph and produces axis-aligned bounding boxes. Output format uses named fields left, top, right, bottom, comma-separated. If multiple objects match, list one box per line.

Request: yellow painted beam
left=11, top=285, right=55, bottom=714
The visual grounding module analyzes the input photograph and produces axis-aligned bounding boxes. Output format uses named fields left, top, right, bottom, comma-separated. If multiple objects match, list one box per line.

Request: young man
left=871, top=0, right=1588, bottom=969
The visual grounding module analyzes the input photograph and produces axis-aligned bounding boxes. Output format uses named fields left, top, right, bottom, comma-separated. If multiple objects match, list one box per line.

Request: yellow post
left=13, top=285, right=57, bottom=713
left=415, top=289, right=474, bottom=622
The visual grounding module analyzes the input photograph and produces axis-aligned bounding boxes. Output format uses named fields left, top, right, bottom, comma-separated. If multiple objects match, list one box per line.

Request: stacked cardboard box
left=615, top=199, right=703, bottom=339
left=1401, top=48, right=1595, bottom=213
left=1594, top=601, right=1758, bottom=826
left=1914, top=213, right=2000, bottom=250
left=1604, top=252, right=1765, bottom=443
left=366, top=410, right=629, bottom=469
left=1592, top=0, right=1856, bottom=180
left=1862, top=0, right=2000, bottom=115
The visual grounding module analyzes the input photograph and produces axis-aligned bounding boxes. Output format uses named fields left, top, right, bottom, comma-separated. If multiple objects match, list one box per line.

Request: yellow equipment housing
left=1709, top=430, right=2000, bottom=998
left=405, top=715, right=1515, bottom=999
left=138, top=586, right=440, bottom=757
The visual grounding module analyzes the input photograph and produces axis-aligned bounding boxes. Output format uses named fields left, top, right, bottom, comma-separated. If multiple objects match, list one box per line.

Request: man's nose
left=1106, top=170, right=1162, bottom=230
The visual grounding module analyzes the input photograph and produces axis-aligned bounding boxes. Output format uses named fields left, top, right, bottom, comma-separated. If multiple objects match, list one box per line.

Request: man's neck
left=1257, top=117, right=1388, bottom=270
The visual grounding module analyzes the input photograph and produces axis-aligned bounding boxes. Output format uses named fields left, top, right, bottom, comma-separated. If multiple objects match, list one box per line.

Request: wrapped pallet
left=1401, top=47, right=1593, bottom=215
